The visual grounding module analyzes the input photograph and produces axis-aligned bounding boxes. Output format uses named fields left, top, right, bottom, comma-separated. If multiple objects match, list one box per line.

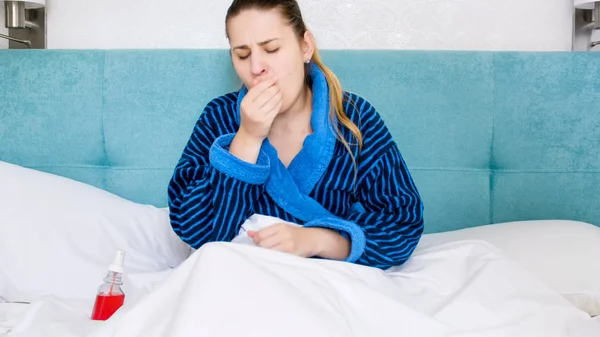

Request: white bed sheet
left=1, top=216, right=598, bottom=336
left=3, top=236, right=600, bottom=337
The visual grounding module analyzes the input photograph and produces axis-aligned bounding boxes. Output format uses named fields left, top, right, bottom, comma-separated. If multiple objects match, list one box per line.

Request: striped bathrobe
left=168, top=63, right=424, bottom=270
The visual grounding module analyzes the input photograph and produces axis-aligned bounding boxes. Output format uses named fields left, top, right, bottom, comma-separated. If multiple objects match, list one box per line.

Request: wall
left=44, top=0, right=574, bottom=51
left=0, top=1, right=582, bottom=51
left=0, top=5, right=8, bottom=49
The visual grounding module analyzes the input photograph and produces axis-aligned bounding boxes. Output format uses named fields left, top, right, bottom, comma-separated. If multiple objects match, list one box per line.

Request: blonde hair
left=309, top=48, right=363, bottom=177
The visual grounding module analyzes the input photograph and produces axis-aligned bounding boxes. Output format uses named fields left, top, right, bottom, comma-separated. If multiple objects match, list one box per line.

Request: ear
left=301, top=30, right=316, bottom=62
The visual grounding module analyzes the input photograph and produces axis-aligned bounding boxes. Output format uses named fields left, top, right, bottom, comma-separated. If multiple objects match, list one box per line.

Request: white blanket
left=3, top=215, right=600, bottom=337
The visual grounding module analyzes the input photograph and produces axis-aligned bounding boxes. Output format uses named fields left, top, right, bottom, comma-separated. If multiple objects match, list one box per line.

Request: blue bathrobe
left=168, top=64, right=424, bottom=270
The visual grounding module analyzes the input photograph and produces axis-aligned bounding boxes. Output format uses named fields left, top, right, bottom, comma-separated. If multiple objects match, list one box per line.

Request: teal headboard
left=1, top=50, right=599, bottom=233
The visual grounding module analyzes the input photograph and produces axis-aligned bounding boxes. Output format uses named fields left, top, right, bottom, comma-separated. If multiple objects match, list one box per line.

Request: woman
left=168, top=0, right=424, bottom=270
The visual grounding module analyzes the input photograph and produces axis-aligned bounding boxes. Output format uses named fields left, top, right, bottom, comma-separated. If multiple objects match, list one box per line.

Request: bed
left=1, top=49, right=599, bottom=336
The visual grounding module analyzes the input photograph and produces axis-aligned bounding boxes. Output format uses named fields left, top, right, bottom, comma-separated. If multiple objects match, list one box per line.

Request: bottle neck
left=103, top=270, right=123, bottom=286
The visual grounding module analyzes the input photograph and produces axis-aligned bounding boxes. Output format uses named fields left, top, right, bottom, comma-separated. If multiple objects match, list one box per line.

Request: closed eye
left=235, top=47, right=279, bottom=60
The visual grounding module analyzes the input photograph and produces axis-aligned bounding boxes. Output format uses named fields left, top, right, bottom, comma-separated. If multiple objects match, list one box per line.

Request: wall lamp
left=0, top=0, right=46, bottom=49
left=575, top=0, right=600, bottom=50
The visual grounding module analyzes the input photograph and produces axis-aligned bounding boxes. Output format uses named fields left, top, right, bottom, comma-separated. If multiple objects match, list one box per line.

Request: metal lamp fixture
left=0, top=0, right=46, bottom=48
left=575, top=0, right=600, bottom=49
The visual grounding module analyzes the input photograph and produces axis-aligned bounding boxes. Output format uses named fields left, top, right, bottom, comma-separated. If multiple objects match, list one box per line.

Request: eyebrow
left=232, top=38, right=280, bottom=50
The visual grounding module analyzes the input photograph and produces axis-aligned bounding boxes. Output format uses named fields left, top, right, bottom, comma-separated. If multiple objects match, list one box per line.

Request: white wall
left=43, top=0, right=575, bottom=51
left=0, top=0, right=578, bottom=51
left=0, top=5, right=8, bottom=49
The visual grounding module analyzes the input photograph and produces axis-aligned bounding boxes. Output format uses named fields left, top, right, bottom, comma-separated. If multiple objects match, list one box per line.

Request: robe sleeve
left=304, top=145, right=424, bottom=269
left=168, top=102, right=270, bottom=249
left=304, top=97, right=424, bottom=270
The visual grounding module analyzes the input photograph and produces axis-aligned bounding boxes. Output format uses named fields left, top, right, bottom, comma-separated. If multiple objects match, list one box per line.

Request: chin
left=281, top=90, right=303, bottom=114
left=279, top=99, right=293, bottom=115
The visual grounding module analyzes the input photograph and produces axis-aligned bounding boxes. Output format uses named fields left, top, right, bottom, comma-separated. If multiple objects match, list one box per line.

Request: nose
left=250, top=54, right=267, bottom=77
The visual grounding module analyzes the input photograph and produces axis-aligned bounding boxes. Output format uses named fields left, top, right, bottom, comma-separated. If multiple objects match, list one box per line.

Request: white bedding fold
left=87, top=235, right=597, bottom=336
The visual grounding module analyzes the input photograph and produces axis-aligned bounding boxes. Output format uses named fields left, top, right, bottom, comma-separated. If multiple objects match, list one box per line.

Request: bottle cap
left=108, top=250, right=126, bottom=273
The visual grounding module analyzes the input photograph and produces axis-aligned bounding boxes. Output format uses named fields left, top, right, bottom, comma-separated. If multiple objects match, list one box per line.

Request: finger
left=263, top=91, right=283, bottom=117
left=254, top=225, right=280, bottom=242
left=248, top=83, right=277, bottom=108
left=248, top=76, right=278, bottom=101
left=263, top=97, right=283, bottom=122
left=251, top=74, right=276, bottom=87
left=255, top=86, right=281, bottom=109
left=252, top=74, right=276, bottom=88
left=249, top=75, right=273, bottom=91
left=267, top=243, right=286, bottom=253
left=254, top=223, right=292, bottom=244
left=247, top=231, right=256, bottom=238
left=255, top=235, right=283, bottom=249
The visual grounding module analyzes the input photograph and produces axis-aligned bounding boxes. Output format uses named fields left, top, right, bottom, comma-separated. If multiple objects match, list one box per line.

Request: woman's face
left=227, top=8, right=313, bottom=113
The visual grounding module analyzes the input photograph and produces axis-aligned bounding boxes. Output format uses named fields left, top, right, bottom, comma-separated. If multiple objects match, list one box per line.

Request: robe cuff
left=304, top=217, right=366, bottom=263
left=209, top=134, right=270, bottom=185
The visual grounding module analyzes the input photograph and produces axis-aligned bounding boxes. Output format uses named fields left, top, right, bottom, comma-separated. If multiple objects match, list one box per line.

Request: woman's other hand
left=248, top=223, right=350, bottom=261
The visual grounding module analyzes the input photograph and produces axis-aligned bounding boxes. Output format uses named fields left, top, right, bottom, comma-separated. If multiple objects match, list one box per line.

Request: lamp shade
left=0, top=0, right=46, bottom=9
left=23, top=0, right=45, bottom=9
left=575, top=0, right=597, bottom=9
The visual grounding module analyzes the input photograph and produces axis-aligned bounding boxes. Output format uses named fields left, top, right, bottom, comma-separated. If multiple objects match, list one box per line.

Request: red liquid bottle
left=91, top=250, right=126, bottom=321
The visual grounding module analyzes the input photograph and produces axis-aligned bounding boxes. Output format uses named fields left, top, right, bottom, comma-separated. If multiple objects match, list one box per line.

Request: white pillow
left=419, top=220, right=600, bottom=316
left=0, top=161, right=191, bottom=302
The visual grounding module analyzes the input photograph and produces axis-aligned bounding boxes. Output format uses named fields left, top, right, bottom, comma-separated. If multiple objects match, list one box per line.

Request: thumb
left=247, top=231, right=256, bottom=238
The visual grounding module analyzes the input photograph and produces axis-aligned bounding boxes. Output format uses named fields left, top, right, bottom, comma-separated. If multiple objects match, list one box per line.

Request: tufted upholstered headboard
left=1, top=49, right=599, bottom=233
